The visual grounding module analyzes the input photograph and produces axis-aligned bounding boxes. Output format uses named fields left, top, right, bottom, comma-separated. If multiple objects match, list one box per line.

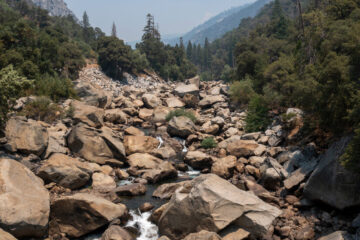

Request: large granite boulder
left=166, top=97, right=185, bottom=108
left=101, top=225, right=133, bottom=240
left=167, top=116, right=196, bottom=138
left=318, top=231, right=352, bottom=240
left=141, top=161, right=178, bottom=183
left=72, top=100, right=104, bottom=128
left=127, top=153, right=163, bottom=169
left=5, top=117, right=48, bottom=156
left=142, top=94, right=162, bottom=108
left=211, top=155, right=237, bottom=179
left=67, top=123, right=125, bottom=166
left=37, top=153, right=94, bottom=189
left=0, top=158, right=50, bottom=238
left=199, top=95, right=225, bottom=108
left=183, top=230, right=221, bottom=240
left=0, top=228, right=17, bottom=240
left=226, top=140, right=265, bottom=157
left=124, top=136, right=159, bottom=155
left=174, top=84, right=199, bottom=97
left=104, top=109, right=128, bottom=124
left=158, top=174, right=281, bottom=239
left=184, top=151, right=213, bottom=170
left=73, top=80, right=112, bottom=108
left=304, top=137, right=360, bottom=210
left=44, top=123, right=68, bottom=158
left=50, top=193, right=127, bottom=238
left=153, top=181, right=191, bottom=199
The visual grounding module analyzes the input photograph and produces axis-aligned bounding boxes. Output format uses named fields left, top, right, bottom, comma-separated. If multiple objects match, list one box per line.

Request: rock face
left=67, top=124, right=125, bottom=166
left=183, top=230, right=221, bottom=240
left=5, top=117, right=48, bottom=156
left=158, top=174, right=281, bottom=239
left=37, top=153, right=93, bottom=189
left=50, top=193, right=127, bottom=238
left=74, top=80, right=112, bottom=108
left=0, top=158, right=50, bottom=238
left=30, top=0, right=75, bottom=17
left=304, top=137, right=360, bottom=210
left=124, top=136, right=159, bottom=155
left=167, top=116, right=196, bottom=138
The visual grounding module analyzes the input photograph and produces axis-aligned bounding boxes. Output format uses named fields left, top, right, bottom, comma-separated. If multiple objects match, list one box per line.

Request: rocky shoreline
left=0, top=66, right=359, bottom=240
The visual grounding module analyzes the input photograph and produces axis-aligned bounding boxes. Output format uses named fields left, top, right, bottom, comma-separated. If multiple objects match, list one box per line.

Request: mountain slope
left=30, top=0, right=74, bottom=17
left=164, top=0, right=272, bottom=46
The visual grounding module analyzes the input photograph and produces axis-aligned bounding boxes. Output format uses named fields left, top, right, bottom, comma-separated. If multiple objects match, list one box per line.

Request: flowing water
left=86, top=137, right=200, bottom=240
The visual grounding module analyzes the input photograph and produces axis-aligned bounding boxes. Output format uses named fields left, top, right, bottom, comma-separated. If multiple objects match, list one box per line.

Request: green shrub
left=341, top=127, right=360, bottom=172
left=0, top=65, right=32, bottom=127
left=281, top=112, right=297, bottom=122
left=201, top=137, right=217, bottom=149
left=245, top=95, right=270, bottom=132
left=21, top=97, right=63, bottom=123
left=35, top=75, right=77, bottom=102
left=166, top=109, right=197, bottom=122
left=229, top=77, right=256, bottom=105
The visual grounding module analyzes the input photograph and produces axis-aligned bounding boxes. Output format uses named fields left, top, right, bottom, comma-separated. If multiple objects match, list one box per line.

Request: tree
left=186, top=41, right=193, bottom=61
left=82, top=11, right=90, bottom=29
left=111, top=22, right=117, bottom=37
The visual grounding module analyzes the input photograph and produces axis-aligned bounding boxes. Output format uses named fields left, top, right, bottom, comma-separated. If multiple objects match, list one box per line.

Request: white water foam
left=126, top=210, right=159, bottom=240
left=156, top=136, right=164, bottom=149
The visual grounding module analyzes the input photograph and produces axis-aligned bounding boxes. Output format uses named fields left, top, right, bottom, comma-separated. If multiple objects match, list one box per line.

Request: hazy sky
left=64, top=0, right=255, bottom=43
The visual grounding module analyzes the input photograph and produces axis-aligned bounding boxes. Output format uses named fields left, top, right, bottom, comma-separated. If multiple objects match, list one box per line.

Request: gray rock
left=304, top=137, right=360, bottom=210
left=318, top=231, right=352, bottom=240
left=167, top=116, right=196, bottom=138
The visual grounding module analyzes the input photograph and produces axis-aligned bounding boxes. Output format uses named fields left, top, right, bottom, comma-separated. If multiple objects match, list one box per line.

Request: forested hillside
left=222, top=0, right=360, bottom=170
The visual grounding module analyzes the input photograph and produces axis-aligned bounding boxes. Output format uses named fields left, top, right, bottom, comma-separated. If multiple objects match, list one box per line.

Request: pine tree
left=186, top=41, right=193, bottom=61
left=203, top=38, right=211, bottom=70
left=82, top=11, right=90, bottom=29
left=111, top=22, right=117, bottom=38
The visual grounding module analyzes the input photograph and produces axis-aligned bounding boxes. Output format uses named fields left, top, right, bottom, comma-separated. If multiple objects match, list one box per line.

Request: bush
left=341, top=127, right=360, bottom=172
left=0, top=65, right=32, bottom=127
left=35, top=75, right=77, bottom=102
left=229, top=77, right=256, bottom=105
left=245, top=95, right=270, bottom=132
left=21, top=97, right=63, bottom=123
left=201, top=137, right=217, bottom=149
left=166, top=109, right=197, bottom=122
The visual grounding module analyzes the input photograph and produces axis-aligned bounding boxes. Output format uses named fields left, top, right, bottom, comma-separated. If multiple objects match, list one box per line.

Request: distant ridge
left=164, top=0, right=272, bottom=46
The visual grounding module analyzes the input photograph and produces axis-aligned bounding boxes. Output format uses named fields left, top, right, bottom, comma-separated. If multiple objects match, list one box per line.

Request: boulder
left=167, top=116, right=196, bottom=138
left=199, top=95, right=225, bottom=108
left=304, top=137, right=360, bottom=210
left=318, top=231, right=352, bottom=240
left=101, top=225, right=133, bottom=240
left=138, top=108, right=154, bottom=120
left=142, top=94, right=162, bottom=108
left=153, top=107, right=171, bottom=123
left=113, top=183, right=146, bottom=196
left=67, top=123, right=125, bottom=166
left=226, top=140, right=263, bottom=157
left=92, top=172, right=117, bottom=192
left=127, top=153, right=163, bottom=169
left=140, top=202, right=154, bottom=212
left=44, top=122, right=68, bottom=158
left=184, top=151, right=213, bottom=170
left=72, top=100, right=104, bottom=128
left=183, top=231, right=221, bottom=240
left=174, top=84, right=199, bottom=97
left=0, top=158, right=50, bottom=238
left=284, top=160, right=318, bottom=190
left=104, top=109, right=128, bottom=124
left=37, top=153, right=93, bottom=189
left=218, top=135, right=241, bottom=149
left=73, top=80, right=112, bottom=108
left=124, top=136, right=159, bottom=155
left=153, top=181, right=191, bottom=199
left=141, top=161, right=178, bottom=183
left=152, top=146, right=176, bottom=160
left=223, top=229, right=250, bottom=240
left=183, top=93, right=199, bottom=107
left=158, top=174, right=282, bottom=239
left=5, top=117, right=48, bottom=156
left=166, top=97, right=185, bottom=108
left=0, top=228, right=17, bottom=240
left=211, top=156, right=237, bottom=179
left=124, top=126, right=145, bottom=136
left=187, top=75, right=200, bottom=88
left=50, top=193, right=127, bottom=238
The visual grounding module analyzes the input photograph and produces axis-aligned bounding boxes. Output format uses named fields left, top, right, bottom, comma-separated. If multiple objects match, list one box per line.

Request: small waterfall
left=126, top=210, right=159, bottom=240
left=186, top=165, right=201, bottom=178
left=118, top=176, right=135, bottom=186
left=156, top=136, right=164, bottom=149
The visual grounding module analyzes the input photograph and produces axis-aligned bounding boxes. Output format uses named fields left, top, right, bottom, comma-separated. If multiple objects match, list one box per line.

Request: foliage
left=35, top=74, right=76, bottom=101
left=229, top=77, right=256, bottom=105
left=165, top=109, right=197, bottom=122
left=201, top=137, right=217, bottom=149
left=21, top=97, right=62, bottom=123
left=341, top=127, right=360, bottom=172
left=245, top=95, right=270, bottom=132
left=0, top=65, right=32, bottom=126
